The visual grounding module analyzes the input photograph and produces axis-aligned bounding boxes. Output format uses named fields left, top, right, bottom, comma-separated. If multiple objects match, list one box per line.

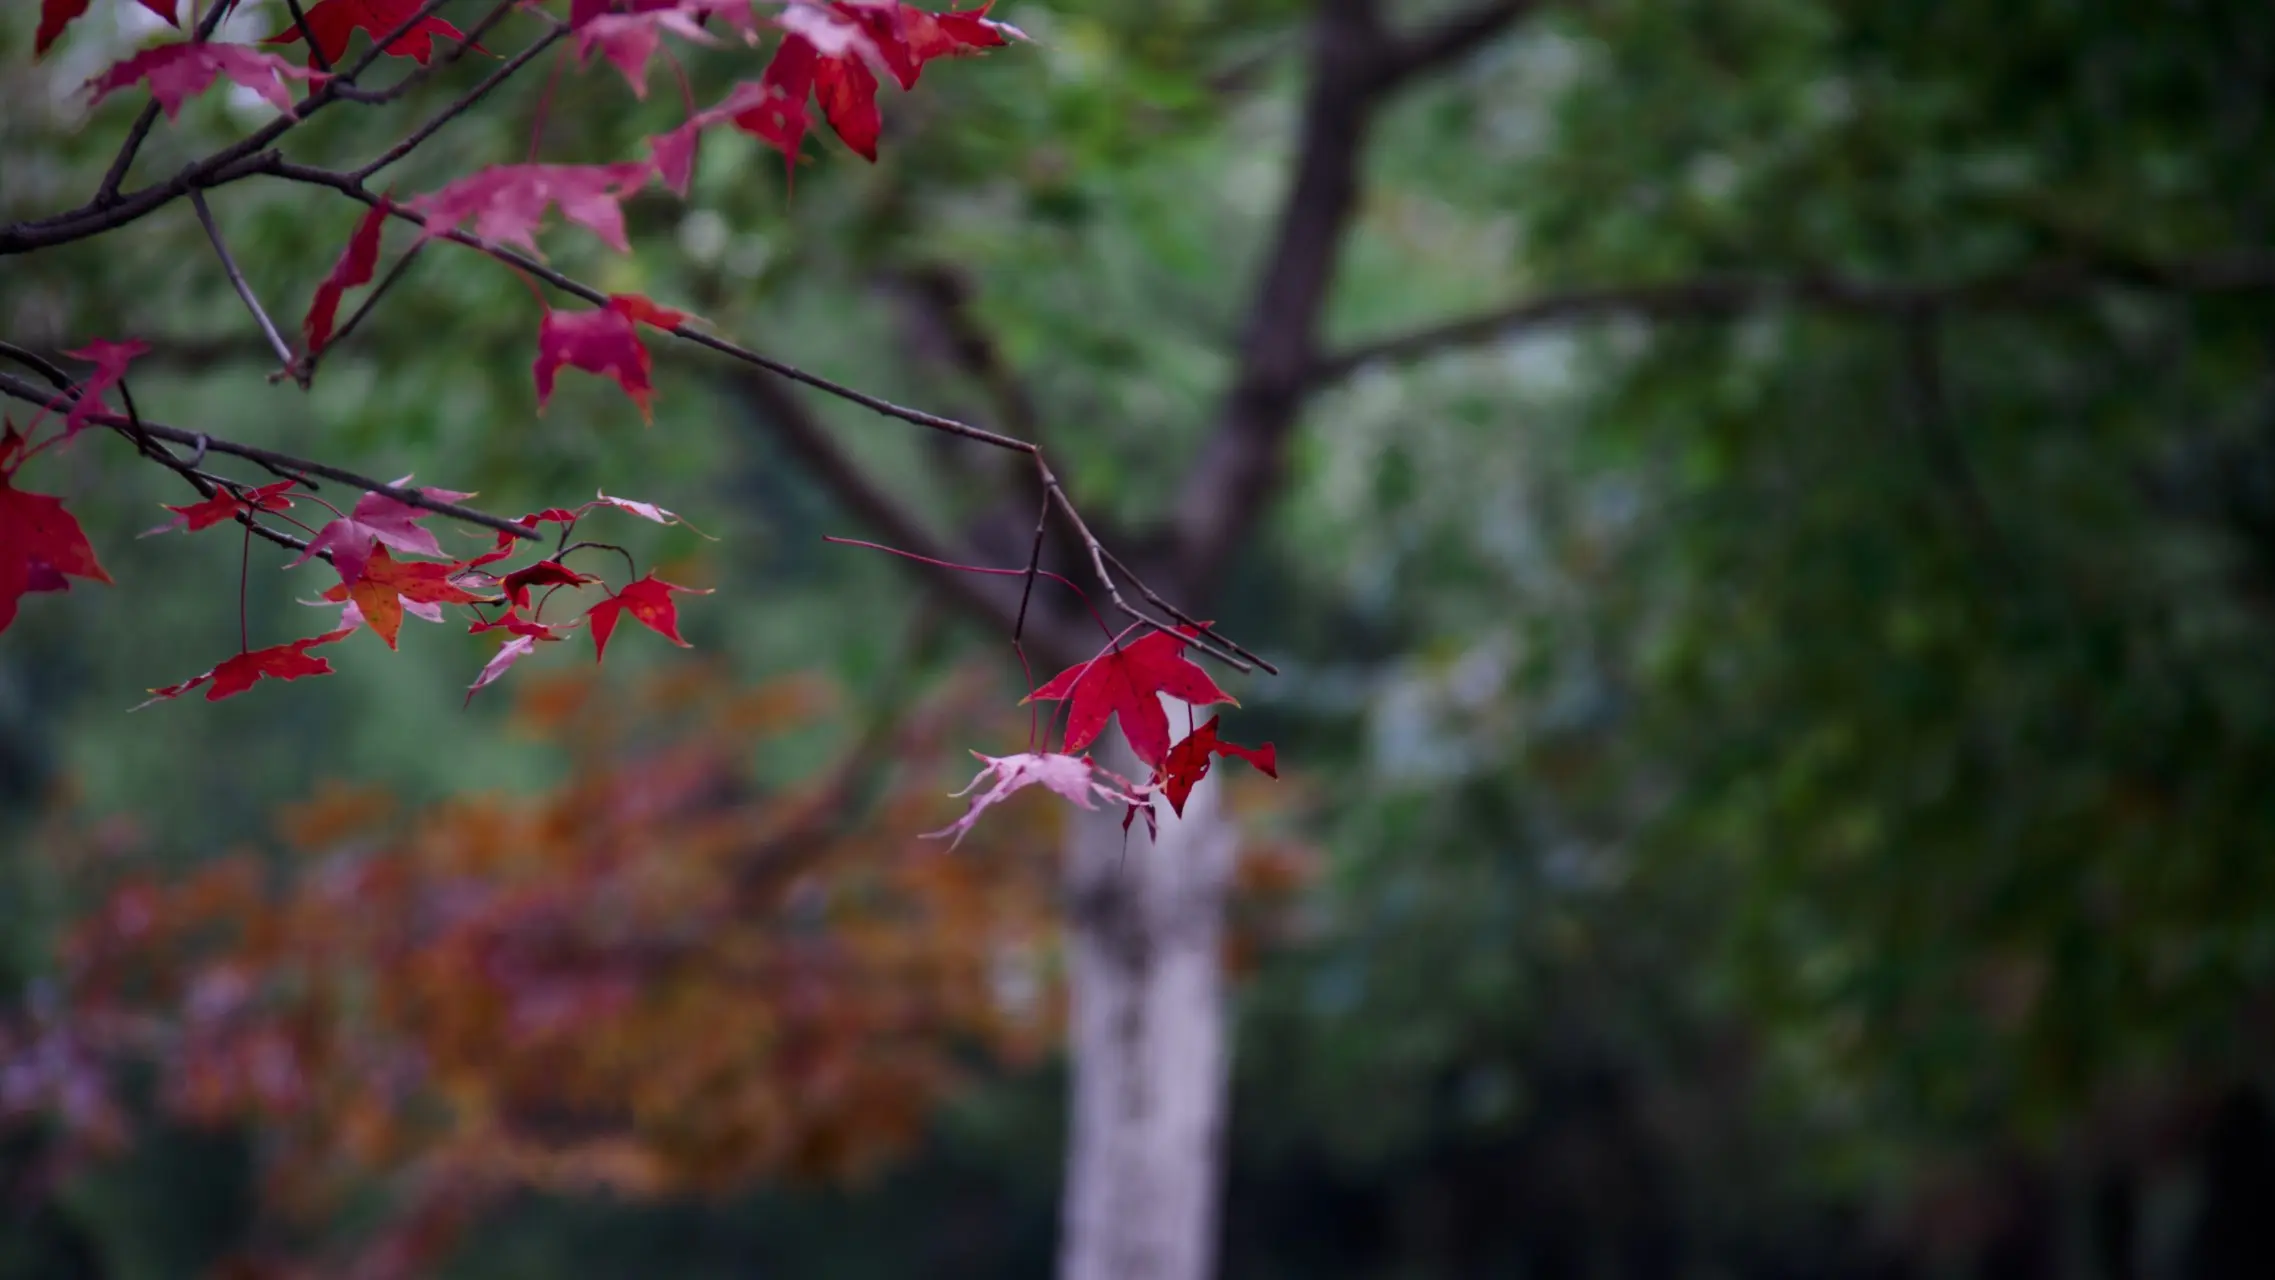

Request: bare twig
left=1307, top=256, right=2275, bottom=388
left=191, top=191, right=301, bottom=383
left=0, top=370, right=539, bottom=543
left=281, top=0, right=334, bottom=75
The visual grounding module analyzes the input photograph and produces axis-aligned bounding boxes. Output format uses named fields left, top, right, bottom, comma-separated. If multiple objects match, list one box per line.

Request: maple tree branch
left=352, top=19, right=570, bottom=183
left=1169, top=0, right=1384, bottom=594
left=191, top=191, right=301, bottom=385
left=3, top=0, right=501, bottom=255
left=280, top=0, right=334, bottom=76
left=725, top=369, right=1100, bottom=670
left=1371, top=0, right=1539, bottom=90
left=0, top=370, right=538, bottom=544
left=1305, top=254, right=2275, bottom=387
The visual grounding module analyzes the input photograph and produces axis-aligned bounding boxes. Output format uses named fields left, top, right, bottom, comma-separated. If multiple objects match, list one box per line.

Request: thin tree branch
left=1307, top=255, right=2275, bottom=388
left=1169, top=0, right=1385, bottom=594
left=0, top=370, right=539, bottom=543
left=5, top=0, right=501, bottom=255
left=281, top=0, right=334, bottom=75
left=191, top=191, right=301, bottom=384
left=724, top=369, right=1097, bottom=670
left=1371, top=0, right=1538, bottom=90
left=352, top=16, right=570, bottom=182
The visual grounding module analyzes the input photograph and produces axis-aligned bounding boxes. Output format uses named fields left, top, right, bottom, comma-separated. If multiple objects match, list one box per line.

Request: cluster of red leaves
left=929, top=626, right=1279, bottom=845
left=130, top=479, right=710, bottom=707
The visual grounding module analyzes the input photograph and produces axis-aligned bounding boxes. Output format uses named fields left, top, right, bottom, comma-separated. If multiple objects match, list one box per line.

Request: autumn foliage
left=3, top=0, right=1278, bottom=847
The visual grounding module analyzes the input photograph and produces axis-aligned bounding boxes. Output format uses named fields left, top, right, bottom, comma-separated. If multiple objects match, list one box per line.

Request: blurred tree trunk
left=1058, top=700, right=1237, bottom=1280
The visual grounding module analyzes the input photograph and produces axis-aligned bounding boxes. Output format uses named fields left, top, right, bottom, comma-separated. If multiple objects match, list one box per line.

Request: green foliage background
left=7, top=0, right=2275, bottom=1275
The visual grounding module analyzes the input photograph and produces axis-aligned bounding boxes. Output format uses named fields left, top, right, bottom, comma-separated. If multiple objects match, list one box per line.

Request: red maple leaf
left=585, top=573, right=708, bottom=661
left=1158, top=715, right=1278, bottom=816
left=469, top=609, right=571, bottom=641
left=262, top=0, right=482, bottom=69
left=1025, top=626, right=1237, bottom=770
left=304, top=198, right=390, bottom=355
left=648, top=80, right=794, bottom=195
left=137, top=626, right=356, bottom=707
left=323, top=545, right=484, bottom=649
left=412, top=163, right=653, bottom=256
left=868, top=1, right=1018, bottom=88
left=141, top=480, right=297, bottom=537
left=0, top=438, right=112, bottom=636
left=533, top=294, right=686, bottom=419
left=497, top=559, right=598, bottom=609
left=87, top=41, right=329, bottom=120
left=289, top=483, right=466, bottom=585
left=36, top=0, right=178, bottom=58
left=923, top=751, right=1151, bottom=851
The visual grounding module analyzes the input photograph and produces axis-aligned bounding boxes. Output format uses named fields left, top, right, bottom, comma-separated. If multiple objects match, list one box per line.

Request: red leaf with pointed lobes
left=0, top=435, right=112, bottom=636
left=811, top=52, right=881, bottom=161
left=586, top=573, right=709, bottom=662
left=648, top=80, right=784, bottom=195
left=739, top=34, right=820, bottom=176
left=533, top=296, right=682, bottom=420
left=136, top=627, right=355, bottom=707
left=412, top=163, right=652, bottom=256
left=923, top=752, right=1151, bottom=851
left=141, top=480, right=297, bottom=537
left=1158, top=715, right=1277, bottom=817
left=498, top=560, right=598, bottom=609
left=305, top=198, right=390, bottom=355
left=1025, top=626, right=1237, bottom=770
left=87, top=42, right=329, bottom=120
left=324, top=546, right=484, bottom=649
left=854, top=1, right=1017, bottom=92
left=263, top=0, right=484, bottom=69
left=37, top=0, right=179, bottom=58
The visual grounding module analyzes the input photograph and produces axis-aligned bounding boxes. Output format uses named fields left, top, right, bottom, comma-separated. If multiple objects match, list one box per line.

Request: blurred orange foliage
left=2, top=662, right=1309, bottom=1277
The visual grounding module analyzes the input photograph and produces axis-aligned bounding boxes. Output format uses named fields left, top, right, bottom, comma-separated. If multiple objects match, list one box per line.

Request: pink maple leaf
left=411, top=163, right=654, bottom=256
left=923, top=752, right=1152, bottom=851
left=287, top=482, right=467, bottom=585
left=575, top=7, right=714, bottom=98
left=51, top=340, right=149, bottom=437
left=87, top=41, right=329, bottom=120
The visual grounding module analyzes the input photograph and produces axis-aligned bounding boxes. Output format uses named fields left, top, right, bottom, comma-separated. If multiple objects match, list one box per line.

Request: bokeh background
left=7, top=0, right=2275, bottom=1276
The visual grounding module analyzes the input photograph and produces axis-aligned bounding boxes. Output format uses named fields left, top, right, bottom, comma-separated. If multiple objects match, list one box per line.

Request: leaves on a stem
left=923, top=751, right=1150, bottom=851
left=137, top=626, right=356, bottom=707
left=36, top=0, right=178, bottom=58
left=305, top=198, right=391, bottom=355
left=140, top=480, right=297, bottom=537
left=263, top=0, right=482, bottom=68
left=1025, top=626, right=1236, bottom=770
left=533, top=295, right=686, bottom=419
left=86, top=41, right=329, bottom=120
left=586, top=573, right=707, bottom=661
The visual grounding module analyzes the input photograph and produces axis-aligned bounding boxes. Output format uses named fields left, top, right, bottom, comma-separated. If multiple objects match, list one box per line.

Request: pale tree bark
left=1057, top=701, right=1239, bottom=1280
